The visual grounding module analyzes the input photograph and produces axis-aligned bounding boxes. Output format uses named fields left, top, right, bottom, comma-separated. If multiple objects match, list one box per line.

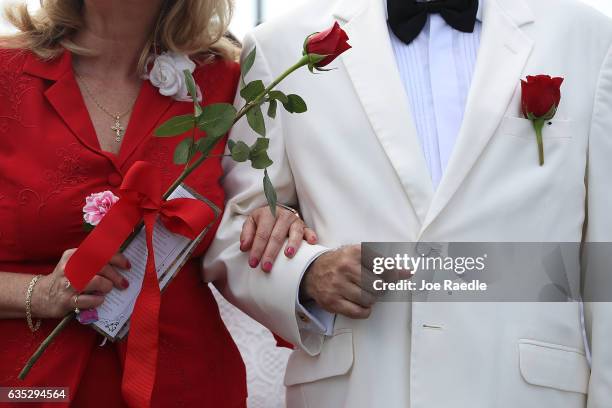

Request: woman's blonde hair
left=0, top=0, right=239, bottom=71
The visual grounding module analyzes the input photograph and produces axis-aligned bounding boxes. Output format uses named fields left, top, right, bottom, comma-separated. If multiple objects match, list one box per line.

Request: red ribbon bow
left=65, top=161, right=215, bottom=408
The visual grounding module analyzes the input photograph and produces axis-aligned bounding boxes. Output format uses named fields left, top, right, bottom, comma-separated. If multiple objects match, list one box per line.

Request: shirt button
left=108, top=173, right=123, bottom=187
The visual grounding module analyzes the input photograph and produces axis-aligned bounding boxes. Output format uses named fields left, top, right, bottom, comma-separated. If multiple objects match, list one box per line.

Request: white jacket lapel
left=334, top=0, right=434, bottom=224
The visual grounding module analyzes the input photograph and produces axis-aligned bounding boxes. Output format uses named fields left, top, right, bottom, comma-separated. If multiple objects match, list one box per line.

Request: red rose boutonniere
left=521, top=75, right=564, bottom=166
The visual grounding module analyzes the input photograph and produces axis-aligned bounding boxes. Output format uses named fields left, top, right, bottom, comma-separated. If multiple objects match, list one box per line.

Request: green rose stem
left=532, top=118, right=546, bottom=166
left=18, top=313, right=75, bottom=380
left=236, top=55, right=311, bottom=120
left=18, top=54, right=314, bottom=381
left=165, top=55, right=312, bottom=199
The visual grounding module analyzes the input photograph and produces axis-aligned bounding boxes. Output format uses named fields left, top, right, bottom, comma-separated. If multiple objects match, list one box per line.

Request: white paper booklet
left=92, top=184, right=218, bottom=340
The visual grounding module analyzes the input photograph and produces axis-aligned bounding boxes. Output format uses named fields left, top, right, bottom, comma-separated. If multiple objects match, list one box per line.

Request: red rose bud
left=521, top=75, right=564, bottom=119
left=305, top=22, right=351, bottom=68
left=520, top=75, right=564, bottom=166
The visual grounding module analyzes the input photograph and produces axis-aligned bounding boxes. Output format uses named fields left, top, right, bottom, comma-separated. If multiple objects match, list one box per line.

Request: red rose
left=305, top=22, right=351, bottom=68
left=521, top=75, right=564, bottom=119
left=520, top=74, right=564, bottom=166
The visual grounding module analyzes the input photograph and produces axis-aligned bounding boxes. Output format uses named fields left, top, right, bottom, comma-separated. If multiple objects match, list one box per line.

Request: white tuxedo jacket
left=204, top=0, right=612, bottom=406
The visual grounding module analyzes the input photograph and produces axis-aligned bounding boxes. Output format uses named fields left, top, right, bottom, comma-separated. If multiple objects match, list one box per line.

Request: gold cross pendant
left=111, top=116, right=125, bottom=143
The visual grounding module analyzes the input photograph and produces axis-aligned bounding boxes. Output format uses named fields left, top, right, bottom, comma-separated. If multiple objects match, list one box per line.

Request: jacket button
left=108, top=173, right=123, bottom=187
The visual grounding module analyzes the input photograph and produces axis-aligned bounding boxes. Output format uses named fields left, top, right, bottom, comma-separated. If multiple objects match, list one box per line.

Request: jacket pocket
left=500, top=116, right=574, bottom=140
left=519, top=339, right=590, bottom=394
left=284, top=331, right=354, bottom=386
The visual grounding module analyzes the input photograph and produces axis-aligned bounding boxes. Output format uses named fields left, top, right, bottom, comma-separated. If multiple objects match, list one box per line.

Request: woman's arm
left=0, top=250, right=132, bottom=321
left=0, top=272, right=36, bottom=319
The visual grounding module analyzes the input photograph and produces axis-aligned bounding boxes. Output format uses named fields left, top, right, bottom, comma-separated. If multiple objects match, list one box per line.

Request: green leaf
left=241, top=47, right=257, bottom=80
left=240, top=80, right=265, bottom=102
left=154, top=114, right=195, bottom=137
left=263, top=170, right=277, bottom=217
left=246, top=105, right=266, bottom=137
left=251, top=137, right=270, bottom=154
left=249, top=137, right=273, bottom=169
left=227, top=139, right=236, bottom=151
left=268, top=90, right=289, bottom=104
left=230, top=141, right=250, bottom=162
left=174, top=138, right=194, bottom=165
left=250, top=137, right=269, bottom=154
left=267, top=99, right=278, bottom=119
left=282, top=94, right=308, bottom=114
left=250, top=150, right=273, bottom=170
left=197, top=103, right=237, bottom=138
left=195, top=135, right=222, bottom=157
left=287, top=94, right=307, bottom=113
left=183, top=70, right=202, bottom=117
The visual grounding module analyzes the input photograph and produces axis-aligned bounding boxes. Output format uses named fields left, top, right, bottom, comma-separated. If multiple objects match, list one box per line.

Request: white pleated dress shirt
left=297, top=1, right=483, bottom=334
left=389, top=1, right=482, bottom=188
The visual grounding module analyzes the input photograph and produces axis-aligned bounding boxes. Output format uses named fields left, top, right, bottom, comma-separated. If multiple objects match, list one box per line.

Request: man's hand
left=301, top=245, right=378, bottom=319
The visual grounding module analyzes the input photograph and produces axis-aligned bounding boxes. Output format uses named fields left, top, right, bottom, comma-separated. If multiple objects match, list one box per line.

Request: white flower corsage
left=144, top=52, right=203, bottom=102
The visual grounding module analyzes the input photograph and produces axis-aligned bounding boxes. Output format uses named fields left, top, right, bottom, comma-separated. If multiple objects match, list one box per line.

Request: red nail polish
left=249, top=257, right=259, bottom=268
left=263, top=261, right=273, bottom=272
left=126, top=260, right=131, bottom=269
left=285, top=247, right=295, bottom=257
left=122, top=279, right=130, bottom=289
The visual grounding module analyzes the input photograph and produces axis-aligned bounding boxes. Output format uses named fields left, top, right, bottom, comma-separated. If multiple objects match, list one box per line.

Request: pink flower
left=83, top=191, right=119, bottom=227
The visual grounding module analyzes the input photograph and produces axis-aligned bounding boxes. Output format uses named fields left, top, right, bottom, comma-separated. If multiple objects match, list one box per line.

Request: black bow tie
left=388, top=0, right=479, bottom=45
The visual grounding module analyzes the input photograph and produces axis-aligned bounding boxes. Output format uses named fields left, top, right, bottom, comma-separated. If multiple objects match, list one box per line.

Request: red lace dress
left=0, top=49, right=246, bottom=407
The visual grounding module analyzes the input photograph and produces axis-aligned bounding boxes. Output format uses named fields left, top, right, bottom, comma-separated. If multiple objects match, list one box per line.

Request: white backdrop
left=1, top=1, right=612, bottom=407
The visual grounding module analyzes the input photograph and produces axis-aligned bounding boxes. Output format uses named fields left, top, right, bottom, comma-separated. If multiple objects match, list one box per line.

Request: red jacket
left=0, top=48, right=246, bottom=407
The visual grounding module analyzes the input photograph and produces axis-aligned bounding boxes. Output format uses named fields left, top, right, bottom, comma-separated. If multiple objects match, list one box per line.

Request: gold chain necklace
left=75, top=71, right=137, bottom=143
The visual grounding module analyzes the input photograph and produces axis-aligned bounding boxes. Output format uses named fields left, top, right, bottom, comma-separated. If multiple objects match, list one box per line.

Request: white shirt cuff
left=295, top=250, right=335, bottom=336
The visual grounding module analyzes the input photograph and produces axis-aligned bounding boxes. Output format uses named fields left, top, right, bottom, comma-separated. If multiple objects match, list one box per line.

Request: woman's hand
left=33, top=249, right=131, bottom=319
left=241, top=206, right=318, bottom=272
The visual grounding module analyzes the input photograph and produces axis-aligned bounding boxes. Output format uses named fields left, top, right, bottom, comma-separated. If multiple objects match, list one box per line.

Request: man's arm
left=203, top=31, right=330, bottom=356
left=583, top=41, right=612, bottom=407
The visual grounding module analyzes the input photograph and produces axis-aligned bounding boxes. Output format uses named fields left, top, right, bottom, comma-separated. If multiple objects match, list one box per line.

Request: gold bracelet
left=25, top=275, right=43, bottom=333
